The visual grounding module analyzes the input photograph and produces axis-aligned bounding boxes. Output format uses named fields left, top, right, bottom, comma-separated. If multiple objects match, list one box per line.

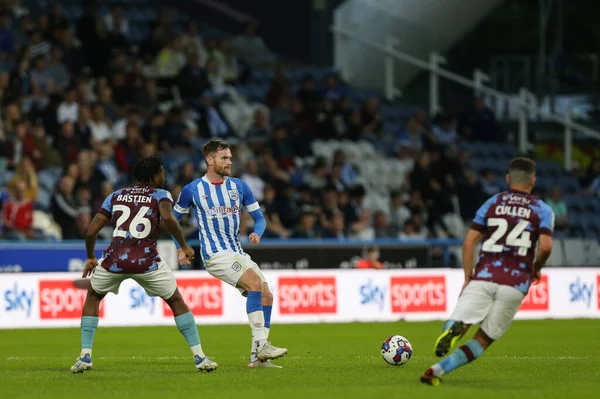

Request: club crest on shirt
left=231, top=261, right=242, bottom=272
left=228, top=189, right=239, bottom=200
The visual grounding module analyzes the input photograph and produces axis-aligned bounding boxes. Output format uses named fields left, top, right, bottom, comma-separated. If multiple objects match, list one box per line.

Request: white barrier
left=1, top=269, right=598, bottom=329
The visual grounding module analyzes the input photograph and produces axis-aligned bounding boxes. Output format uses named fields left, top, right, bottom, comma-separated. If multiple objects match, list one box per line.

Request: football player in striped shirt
left=173, top=139, right=287, bottom=368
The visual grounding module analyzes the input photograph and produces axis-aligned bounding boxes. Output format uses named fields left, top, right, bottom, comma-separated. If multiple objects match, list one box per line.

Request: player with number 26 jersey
left=98, top=186, right=172, bottom=273
left=470, top=188, right=554, bottom=293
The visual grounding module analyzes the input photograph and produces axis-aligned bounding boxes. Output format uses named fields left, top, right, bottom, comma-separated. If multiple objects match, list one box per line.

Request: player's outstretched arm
left=171, top=184, right=194, bottom=249
left=83, top=213, right=109, bottom=278
left=159, top=200, right=194, bottom=261
left=461, top=228, right=484, bottom=287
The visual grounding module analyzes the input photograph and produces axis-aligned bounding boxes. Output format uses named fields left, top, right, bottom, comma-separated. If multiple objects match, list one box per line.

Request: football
left=381, top=335, right=413, bottom=366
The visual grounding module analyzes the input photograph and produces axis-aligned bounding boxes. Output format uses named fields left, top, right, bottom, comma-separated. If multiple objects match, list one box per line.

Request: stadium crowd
left=0, top=1, right=596, bottom=242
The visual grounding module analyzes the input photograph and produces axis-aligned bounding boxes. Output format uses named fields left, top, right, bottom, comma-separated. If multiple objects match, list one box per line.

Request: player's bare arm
left=461, top=228, right=484, bottom=293
left=534, top=234, right=553, bottom=275
left=158, top=200, right=194, bottom=261
left=83, top=213, right=109, bottom=278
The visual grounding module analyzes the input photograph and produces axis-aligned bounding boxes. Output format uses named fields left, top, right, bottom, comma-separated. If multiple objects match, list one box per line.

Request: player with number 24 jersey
left=421, top=157, right=554, bottom=386
left=470, top=188, right=554, bottom=293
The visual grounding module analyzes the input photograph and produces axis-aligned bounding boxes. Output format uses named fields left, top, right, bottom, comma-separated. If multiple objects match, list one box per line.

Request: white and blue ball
left=381, top=335, right=413, bottom=366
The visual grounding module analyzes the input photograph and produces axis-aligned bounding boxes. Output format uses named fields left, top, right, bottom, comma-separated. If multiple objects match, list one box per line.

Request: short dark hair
left=202, top=139, right=230, bottom=158
left=132, top=156, right=164, bottom=184
left=509, top=157, right=536, bottom=175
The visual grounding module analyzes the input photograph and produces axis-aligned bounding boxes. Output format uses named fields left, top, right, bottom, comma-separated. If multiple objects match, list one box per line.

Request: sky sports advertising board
left=1, top=269, right=598, bottom=329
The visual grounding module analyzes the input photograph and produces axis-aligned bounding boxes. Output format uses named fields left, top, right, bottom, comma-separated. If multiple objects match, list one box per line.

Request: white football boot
left=195, top=355, right=218, bottom=372
left=256, top=342, right=288, bottom=362
left=71, top=354, right=93, bottom=373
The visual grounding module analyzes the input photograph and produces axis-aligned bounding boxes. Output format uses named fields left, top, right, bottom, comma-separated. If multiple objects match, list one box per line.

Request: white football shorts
left=204, top=251, right=266, bottom=294
left=449, top=280, right=525, bottom=340
left=91, top=259, right=177, bottom=300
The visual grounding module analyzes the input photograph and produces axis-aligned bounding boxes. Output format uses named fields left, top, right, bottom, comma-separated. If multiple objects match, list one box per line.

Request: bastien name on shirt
left=116, top=194, right=153, bottom=203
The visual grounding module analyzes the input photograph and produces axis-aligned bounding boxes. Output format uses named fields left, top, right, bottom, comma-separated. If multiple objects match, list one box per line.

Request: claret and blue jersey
left=470, top=189, right=555, bottom=294
left=173, top=176, right=266, bottom=260
left=98, top=186, right=173, bottom=274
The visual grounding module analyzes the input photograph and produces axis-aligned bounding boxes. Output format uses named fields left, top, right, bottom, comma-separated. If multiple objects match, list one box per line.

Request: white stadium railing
left=331, top=25, right=600, bottom=172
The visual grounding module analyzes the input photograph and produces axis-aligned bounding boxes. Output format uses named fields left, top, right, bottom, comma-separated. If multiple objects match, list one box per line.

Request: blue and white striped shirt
left=173, top=176, right=263, bottom=260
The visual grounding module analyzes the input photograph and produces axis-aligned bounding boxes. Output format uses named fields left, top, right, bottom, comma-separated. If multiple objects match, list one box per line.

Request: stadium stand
left=1, top=0, right=600, bottom=243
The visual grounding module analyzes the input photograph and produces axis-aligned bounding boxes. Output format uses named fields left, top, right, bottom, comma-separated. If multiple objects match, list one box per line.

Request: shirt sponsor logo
left=39, top=280, right=105, bottom=319
left=390, top=276, right=446, bottom=313
left=278, top=277, right=337, bottom=314
left=163, top=278, right=222, bottom=316
left=519, top=275, right=549, bottom=311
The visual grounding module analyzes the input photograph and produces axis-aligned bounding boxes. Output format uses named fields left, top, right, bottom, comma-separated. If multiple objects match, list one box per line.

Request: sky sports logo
left=129, top=286, right=157, bottom=314
left=3, top=283, right=34, bottom=318
left=359, top=280, right=386, bottom=311
left=569, top=276, right=594, bottom=309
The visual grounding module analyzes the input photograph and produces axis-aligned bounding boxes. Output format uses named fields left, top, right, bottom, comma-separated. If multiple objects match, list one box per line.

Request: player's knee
left=247, top=276, right=262, bottom=292
left=262, top=288, right=273, bottom=305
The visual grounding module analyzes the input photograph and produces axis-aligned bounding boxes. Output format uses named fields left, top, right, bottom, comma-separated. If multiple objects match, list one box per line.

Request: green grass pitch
left=1, top=320, right=599, bottom=399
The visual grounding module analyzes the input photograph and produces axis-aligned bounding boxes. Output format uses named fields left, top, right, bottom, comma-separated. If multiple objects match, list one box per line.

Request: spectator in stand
left=360, top=97, right=383, bottom=135
left=322, top=210, right=347, bottom=240
left=480, top=168, right=502, bottom=196
left=355, top=246, right=384, bottom=269
left=0, top=10, right=15, bottom=60
left=31, top=120, right=61, bottom=168
left=27, top=29, right=51, bottom=60
left=3, top=120, right=37, bottom=170
left=49, top=3, right=69, bottom=42
left=389, top=190, right=411, bottom=232
left=396, top=116, right=425, bottom=159
left=266, top=66, right=293, bottom=110
left=231, top=22, right=274, bottom=67
left=546, top=187, right=568, bottom=231
left=327, top=162, right=348, bottom=192
left=373, top=211, right=395, bottom=238
left=304, top=157, right=329, bottom=190
left=104, top=5, right=129, bottom=38
left=291, top=209, right=319, bottom=239
left=204, top=56, right=227, bottom=98
left=155, top=36, right=185, bottom=79
left=88, top=103, right=113, bottom=145
left=46, top=45, right=69, bottom=92
left=180, top=22, right=206, bottom=65
left=2, top=179, right=34, bottom=239
left=432, top=115, right=458, bottom=148
left=457, top=169, right=486, bottom=223
left=297, top=75, right=320, bottom=119
left=57, top=86, right=79, bottom=124
left=7, top=158, right=38, bottom=201
left=112, top=107, right=142, bottom=142
left=241, top=158, right=266, bottom=202
left=399, top=214, right=429, bottom=240
left=218, top=40, right=239, bottom=84
left=197, top=93, right=230, bottom=139
left=50, top=175, right=82, bottom=239
left=260, top=184, right=290, bottom=238
left=178, top=53, right=209, bottom=107
left=115, top=123, right=144, bottom=173
left=458, top=96, right=503, bottom=142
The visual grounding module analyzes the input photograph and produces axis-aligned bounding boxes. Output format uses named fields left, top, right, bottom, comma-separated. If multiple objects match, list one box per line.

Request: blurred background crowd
left=1, top=0, right=599, bottom=243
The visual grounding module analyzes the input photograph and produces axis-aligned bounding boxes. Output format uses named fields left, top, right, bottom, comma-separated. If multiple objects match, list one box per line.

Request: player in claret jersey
left=71, top=156, right=218, bottom=373
left=421, top=157, right=554, bottom=385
